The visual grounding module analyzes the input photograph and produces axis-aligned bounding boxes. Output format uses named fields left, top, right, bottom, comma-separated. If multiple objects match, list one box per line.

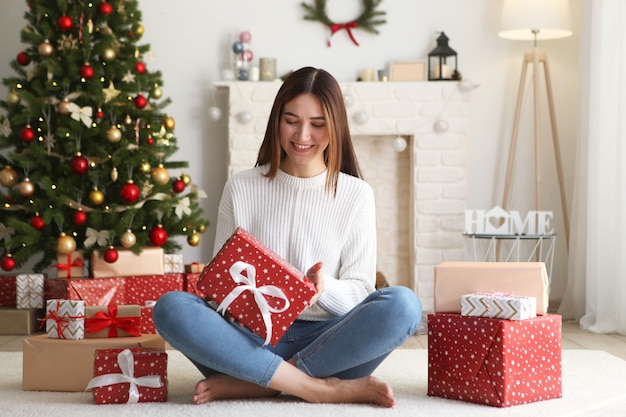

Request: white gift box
left=16, top=273, right=44, bottom=309
left=461, top=292, right=537, bottom=320
left=164, top=253, right=184, bottom=273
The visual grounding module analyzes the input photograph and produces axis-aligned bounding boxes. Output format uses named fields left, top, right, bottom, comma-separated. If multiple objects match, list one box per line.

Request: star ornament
left=152, top=125, right=173, bottom=146
left=122, top=70, right=136, bottom=83
left=103, top=81, right=121, bottom=103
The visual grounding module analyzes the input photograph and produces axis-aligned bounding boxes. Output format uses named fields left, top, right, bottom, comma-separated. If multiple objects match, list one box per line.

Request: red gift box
left=197, top=227, right=317, bottom=346
left=44, top=274, right=184, bottom=306
left=184, top=273, right=203, bottom=297
left=140, top=302, right=157, bottom=334
left=86, top=347, right=167, bottom=404
left=427, top=313, right=562, bottom=407
left=0, top=276, right=16, bottom=307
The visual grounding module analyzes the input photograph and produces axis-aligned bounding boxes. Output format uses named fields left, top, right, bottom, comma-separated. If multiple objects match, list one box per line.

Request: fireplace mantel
left=215, top=81, right=469, bottom=312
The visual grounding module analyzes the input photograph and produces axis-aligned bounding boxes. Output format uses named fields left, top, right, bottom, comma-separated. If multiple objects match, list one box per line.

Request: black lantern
left=428, top=32, right=458, bottom=81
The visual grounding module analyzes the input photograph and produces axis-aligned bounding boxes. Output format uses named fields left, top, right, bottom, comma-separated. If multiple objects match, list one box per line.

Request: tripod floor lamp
left=498, top=0, right=573, bottom=251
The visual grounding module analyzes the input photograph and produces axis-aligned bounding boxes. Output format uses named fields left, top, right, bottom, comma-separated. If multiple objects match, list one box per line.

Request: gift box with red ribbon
left=0, top=276, right=16, bottom=307
left=197, top=227, right=317, bottom=346
left=53, top=251, right=87, bottom=278
left=427, top=313, right=562, bottom=407
left=86, top=347, right=168, bottom=404
left=44, top=299, right=85, bottom=339
left=85, top=305, right=141, bottom=338
left=184, top=262, right=205, bottom=274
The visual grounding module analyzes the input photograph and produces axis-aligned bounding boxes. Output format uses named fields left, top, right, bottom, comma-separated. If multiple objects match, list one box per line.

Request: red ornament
left=172, top=178, right=185, bottom=193
left=70, top=154, right=89, bottom=175
left=134, top=94, right=148, bottom=109
left=30, top=215, right=45, bottom=230
left=0, top=254, right=16, bottom=271
left=57, top=15, right=73, bottom=31
left=146, top=136, right=154, bottom=145
left=149, top=224, right=168, bottom=246
left=134, top=61, right=146, bottom=74
left=103, top=246, right=119, bottom=263
left=20, top=125, right=35, bottom=142
left=16, top=51, right=30, bottom=66
left=95, top=108, right=104, bottom=119
left=72, top=209, right=88, bottom=226
left=80, top=63, right=94, bottom=80
left=120, top=180, right=140, bottom=203
left=98, top=1, right=113, bottom=15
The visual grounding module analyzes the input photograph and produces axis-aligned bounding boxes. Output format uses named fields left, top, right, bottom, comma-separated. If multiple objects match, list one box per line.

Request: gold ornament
left=0, top=166, right=19, bottom=187
left=135, top=24, right=145, bottom=36
left=110, top=166, right=119, bottom=182
left=187, top=232, right=201, bottom=247
left=150, top=85, right=162, bottom=99
left=120, top=229, right=137, bottom=248
left=57, top=99, right=72, bottom=115
left=106, top=126, right=122, bottom=143
left=6, top=90, right=20, bottom=106
left=18, top=178, right=35, bottom=197
left=102, top=47, right=116, bottom=62
left=38, top=39, right=54, bottom=56
left=180, top=173, right=191, bottom=186
left=197, top=223, right=207, bottom=234
left=162, top=116, right=175, bottom=130
left=124, top=114, right=133, bottom=125
left=89, top=189, right=105, bottom=205
left=151, top=164, right=170, bottom=185
left=56, top=232, right=77, bottom=255
left=139, top=161, right=151, bottom=174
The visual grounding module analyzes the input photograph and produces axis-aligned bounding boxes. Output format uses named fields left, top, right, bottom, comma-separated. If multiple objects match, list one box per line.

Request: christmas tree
left=0, top=0, right=208, bottom=273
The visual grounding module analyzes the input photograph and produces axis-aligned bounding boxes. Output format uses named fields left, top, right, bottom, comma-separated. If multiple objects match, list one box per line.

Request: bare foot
left=193, top=374, right=280, bottom=404
left=313, top=376, right=395, bottom=408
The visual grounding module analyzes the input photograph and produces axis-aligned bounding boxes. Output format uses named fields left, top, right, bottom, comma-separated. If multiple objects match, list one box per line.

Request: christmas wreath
left=301, top=0, right=387, bottom=47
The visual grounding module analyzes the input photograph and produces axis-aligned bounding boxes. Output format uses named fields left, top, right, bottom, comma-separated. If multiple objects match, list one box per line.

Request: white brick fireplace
left=215, top=81, right=469, bottom=312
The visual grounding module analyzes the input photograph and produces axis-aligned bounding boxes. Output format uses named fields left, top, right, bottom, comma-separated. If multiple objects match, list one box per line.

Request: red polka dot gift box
left=86, top=347, right=167, bottom=404
left=197, top=227, right=317, bottom=346
left=427, top=313, right=562, bottom=407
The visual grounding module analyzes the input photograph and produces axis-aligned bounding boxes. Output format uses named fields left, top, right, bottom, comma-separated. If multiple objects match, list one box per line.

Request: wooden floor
left=3, top=321, right=626, bottom=361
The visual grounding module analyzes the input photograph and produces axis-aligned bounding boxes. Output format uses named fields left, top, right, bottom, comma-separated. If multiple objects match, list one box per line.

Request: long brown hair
left=255, top=67, right=362, bottom=195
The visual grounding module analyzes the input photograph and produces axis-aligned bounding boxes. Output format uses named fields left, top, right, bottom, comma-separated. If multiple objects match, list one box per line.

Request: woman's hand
left=306, top=261, right=325, bottom=304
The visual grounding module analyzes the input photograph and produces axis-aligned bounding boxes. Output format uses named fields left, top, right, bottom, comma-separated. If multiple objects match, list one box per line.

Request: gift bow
left=85, top=349, right=163, bottom=403
left=41, top=300, right=85, bottom=339
left=328, top=21, right=359, bottom=47
left=216, top=261, right=290, bottom=346
left=85, top=305, right=141, bottom=337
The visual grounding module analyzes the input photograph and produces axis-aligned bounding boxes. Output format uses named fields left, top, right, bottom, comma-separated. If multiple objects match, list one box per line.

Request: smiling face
left=279, top=93, right=330, bottom=178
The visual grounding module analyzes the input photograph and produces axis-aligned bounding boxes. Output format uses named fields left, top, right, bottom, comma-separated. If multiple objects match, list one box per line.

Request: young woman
left=153, top=67, right=422, bottom=408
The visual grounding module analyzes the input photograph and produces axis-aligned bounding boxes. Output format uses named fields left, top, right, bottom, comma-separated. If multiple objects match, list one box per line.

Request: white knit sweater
left=212, top=165, right=377, bottom=321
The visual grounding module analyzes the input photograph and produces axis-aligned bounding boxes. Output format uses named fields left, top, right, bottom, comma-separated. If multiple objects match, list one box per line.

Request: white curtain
left=558, top=0, right=626, bottom=334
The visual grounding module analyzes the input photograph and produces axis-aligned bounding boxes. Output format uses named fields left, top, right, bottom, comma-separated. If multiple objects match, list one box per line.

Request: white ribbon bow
left=85, top=349, right=163, bottom=403
left=216, top=261, right=290, bottom=346
left=174, top=197, right=191, bottom=219
left=67, top=102, right=93, bottom=127
left=84, top=227, right=110, bottom=247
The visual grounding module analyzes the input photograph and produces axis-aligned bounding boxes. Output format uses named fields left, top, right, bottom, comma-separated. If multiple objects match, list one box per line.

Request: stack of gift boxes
left=0, top=246, right=208, bottom=404
left=427, top=262, right=562, bottom=408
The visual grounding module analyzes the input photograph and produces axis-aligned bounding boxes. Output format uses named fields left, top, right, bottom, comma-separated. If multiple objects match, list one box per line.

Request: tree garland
left=301, top=0, right=387, bottom=47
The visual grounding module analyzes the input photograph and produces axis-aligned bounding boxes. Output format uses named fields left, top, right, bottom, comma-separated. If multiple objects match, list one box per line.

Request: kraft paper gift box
left=44, top=299, right=85, bottom=339
left=164, top=253, right=184, bottom=273
left=0, top=276, right=16, bottom=307
left=53, top=250, right=87, bottom=278
left=91, top=247, right=164, bottom=278
left=461, top=293, right=537, bottom=320
left=198, top=227, right=317, bottom=346
left=427, top=313, right=562, bottom=407
left=434, top=262, right=549, bottom=314
left=185, top=261, right=205, bottom=273
left=0, top=308, right=43, bottom=335
left=22, top=333, right=165, bottom=392
left=84, top=304, right=141, bottom=338
left=16, top=273, right=45, bottom=309
left=87, top=347, right=167, bottom=404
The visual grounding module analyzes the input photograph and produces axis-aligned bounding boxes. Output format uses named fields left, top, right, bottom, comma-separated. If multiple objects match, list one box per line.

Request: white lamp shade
left=498, top=0, right=573, bottom=40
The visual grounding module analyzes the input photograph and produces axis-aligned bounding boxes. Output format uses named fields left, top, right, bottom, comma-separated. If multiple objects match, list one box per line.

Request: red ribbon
left=52, top=254, right=85, bottom=278
left=85, top=305, right=141, bottom=337
left=40, top=300, right=85, bottom=339
left=328, top=21, right=359, bottom=47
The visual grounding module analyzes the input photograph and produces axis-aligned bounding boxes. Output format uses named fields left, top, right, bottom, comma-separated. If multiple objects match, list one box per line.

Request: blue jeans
left=153, top=286, right=422, bottom=388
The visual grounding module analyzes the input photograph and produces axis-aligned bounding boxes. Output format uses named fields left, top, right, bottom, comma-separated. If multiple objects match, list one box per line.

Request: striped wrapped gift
left=461, top=292, right=537, bottom=320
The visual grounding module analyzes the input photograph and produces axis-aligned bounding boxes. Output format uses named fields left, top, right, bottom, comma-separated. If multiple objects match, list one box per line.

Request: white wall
left=0, top=0, right=581, bottom=303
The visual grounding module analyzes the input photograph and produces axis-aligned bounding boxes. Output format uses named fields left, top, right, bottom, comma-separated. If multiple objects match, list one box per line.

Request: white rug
left=1, top=349, right=626, bottom=417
